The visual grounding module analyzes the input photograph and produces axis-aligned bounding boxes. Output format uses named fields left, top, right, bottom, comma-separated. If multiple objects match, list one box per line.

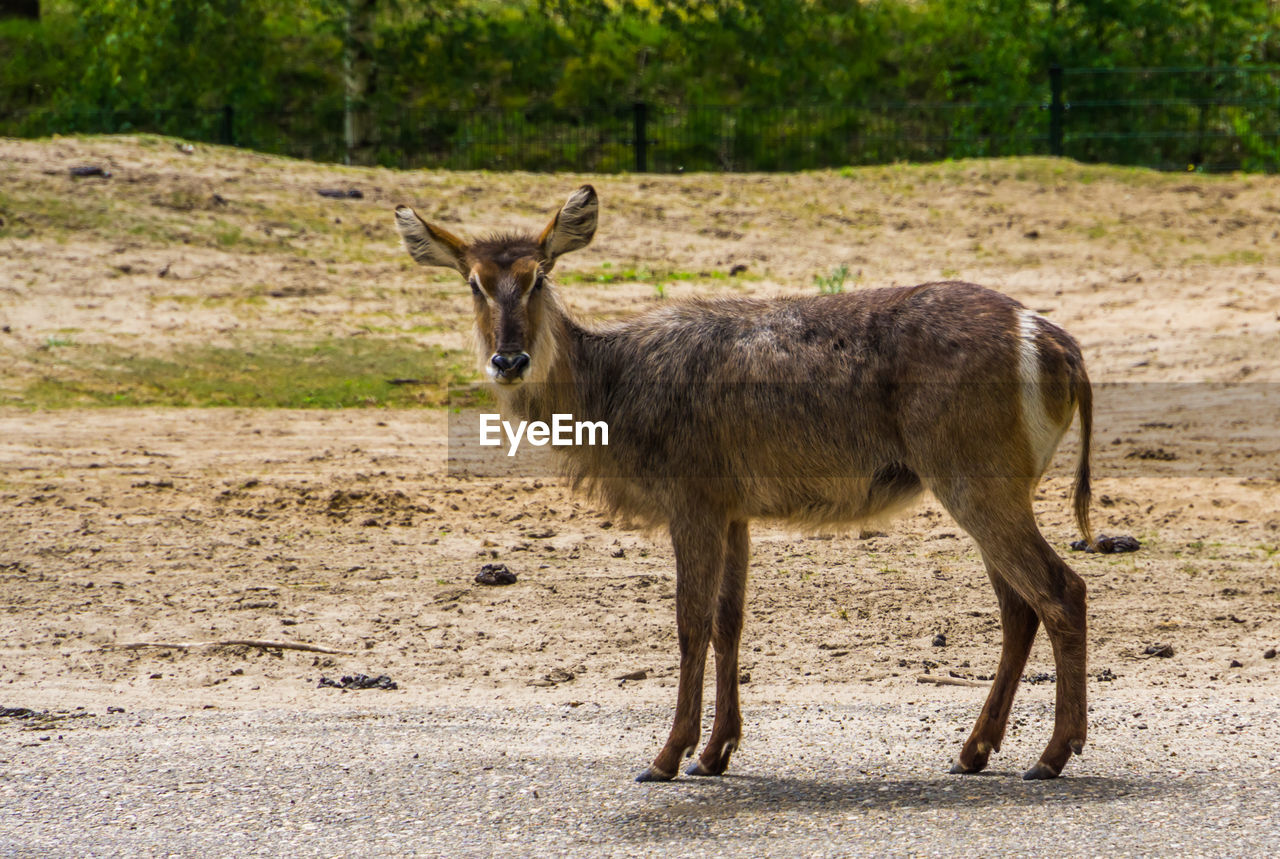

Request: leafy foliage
left=2, top=1, right=1278, bottom=170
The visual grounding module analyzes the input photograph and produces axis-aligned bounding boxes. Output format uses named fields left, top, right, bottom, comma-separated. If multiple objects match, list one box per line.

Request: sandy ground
left=1, top=137, right=1280, bottom=852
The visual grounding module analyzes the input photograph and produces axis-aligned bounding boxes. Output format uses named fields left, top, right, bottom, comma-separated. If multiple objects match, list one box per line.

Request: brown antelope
left=395, top=186, right=1095, bottom=781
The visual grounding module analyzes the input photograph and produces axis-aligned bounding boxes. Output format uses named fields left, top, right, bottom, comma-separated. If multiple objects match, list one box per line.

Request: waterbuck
left=395, top=185, right=1096, bottom=781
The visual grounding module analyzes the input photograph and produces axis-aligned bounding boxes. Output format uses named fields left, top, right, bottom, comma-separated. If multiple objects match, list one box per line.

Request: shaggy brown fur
left=395, top=186, right=1095, bottom=782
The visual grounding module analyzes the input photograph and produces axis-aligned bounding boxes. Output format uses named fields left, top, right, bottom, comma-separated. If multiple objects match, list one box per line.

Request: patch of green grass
left=559, top=264, right=755, bottom=286
left=1201, top=249, right=1265, bottom=265
left=213, top=222, right=245, bottom=247
left=560, top=265, right=655, bottom=285
left=20, top=337, right=473, bottom=408
left=0, top=188, right=116, bottom=239
left=814, top=264, right=850, bottom=294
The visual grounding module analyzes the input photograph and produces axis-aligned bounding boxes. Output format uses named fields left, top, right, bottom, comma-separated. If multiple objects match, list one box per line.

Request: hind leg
left=688, top=519, right=749, bottom=776
left=933, top=478, right=1088, bottom=779
left=1020, top=551, right=1088, bottom=780
left=950, top=570, right=1039, bottom=773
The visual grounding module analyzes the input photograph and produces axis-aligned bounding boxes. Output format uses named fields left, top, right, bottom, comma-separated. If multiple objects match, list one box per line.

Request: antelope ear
left=395, top=206, right=469, bottom=276
left=539, top=185, right=597, bottom=268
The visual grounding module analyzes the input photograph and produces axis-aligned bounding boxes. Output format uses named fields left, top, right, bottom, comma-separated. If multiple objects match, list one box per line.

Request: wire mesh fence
left=3, top=67, right=1278, bottom=173
left=1060, top=67, right=1280, bottom=172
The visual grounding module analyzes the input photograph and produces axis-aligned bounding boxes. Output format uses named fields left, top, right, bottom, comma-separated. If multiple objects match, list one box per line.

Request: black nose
left=491, top=352, right=530, bottom=376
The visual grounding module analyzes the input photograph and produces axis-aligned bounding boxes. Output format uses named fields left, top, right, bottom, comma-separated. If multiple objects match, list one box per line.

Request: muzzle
left=490, top=351, right=530, bottom=383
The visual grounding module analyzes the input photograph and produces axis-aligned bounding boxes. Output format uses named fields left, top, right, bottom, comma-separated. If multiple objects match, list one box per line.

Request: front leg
left=636, top=513, right=727, bottom=782
left=688, top=518, right=748, bottom=777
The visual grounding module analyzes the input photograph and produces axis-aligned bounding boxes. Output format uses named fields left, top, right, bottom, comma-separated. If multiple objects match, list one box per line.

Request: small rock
left=317, top=188, right=363, bottom=199
left=475, top=563, right=517, bottom=586
left=1264, top=648, right=1276, bottom=660
left=1144, top=643, right=1175, bottom=658
left=1125, top=448, right=1177, bottom=461
left=931, top=633, right=947, bottom=648
left=1229, top=659, right=1243, bottom=668
left=729, top=264, right=749, bottom=276
left=529, top=668, right=575, bottom=687
left=69, top=165, right=110, bottom=178
left=615, top=669, right=647, bottom=682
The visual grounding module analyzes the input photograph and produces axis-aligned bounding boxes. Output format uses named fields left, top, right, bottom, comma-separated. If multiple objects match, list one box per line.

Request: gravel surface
left=4, top=696, right=1279, bottom=857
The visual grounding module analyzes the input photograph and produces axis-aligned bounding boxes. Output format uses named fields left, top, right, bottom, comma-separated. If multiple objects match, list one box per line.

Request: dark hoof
left=1022, top=761, right=1060, bottom=780
left=635, top=766, right=676, bottom=783
left=685, top=760, right=721, bottom=777
left=949, top=749, right=989, bottom=774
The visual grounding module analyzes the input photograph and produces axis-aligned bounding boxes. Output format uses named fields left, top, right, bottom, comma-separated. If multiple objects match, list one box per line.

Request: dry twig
left=115, top=639, right=352, bottom=655
left=915, top=673, right=989, bottom=689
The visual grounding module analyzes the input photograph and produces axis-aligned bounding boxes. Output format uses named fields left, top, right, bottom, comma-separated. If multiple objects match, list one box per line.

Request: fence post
left=1049, top=65, right=1065, bottom=157
left=633, top=101, right=648, bottom=172
left=221, top=104, right=235, bottom=147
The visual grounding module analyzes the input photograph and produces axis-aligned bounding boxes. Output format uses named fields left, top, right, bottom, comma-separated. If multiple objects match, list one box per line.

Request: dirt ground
left=1, top=136, right=1279, bottom=763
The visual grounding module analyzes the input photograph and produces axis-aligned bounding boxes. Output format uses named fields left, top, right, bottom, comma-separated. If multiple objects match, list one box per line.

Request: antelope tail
left=1072, top=363, right=1095, bottom=551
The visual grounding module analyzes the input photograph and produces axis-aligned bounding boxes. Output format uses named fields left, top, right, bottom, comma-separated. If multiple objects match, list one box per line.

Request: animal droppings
left=317, top=674, right=398, bottom=691
left=1071, top=534, right=1141, bottom=553
left=475, top=563, right=517, bottom=586
left=0, top=707, right=41, bottom=719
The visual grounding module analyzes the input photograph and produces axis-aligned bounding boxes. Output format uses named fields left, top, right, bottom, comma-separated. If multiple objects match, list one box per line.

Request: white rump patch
left=1017, top=308, right=1063, bottom=477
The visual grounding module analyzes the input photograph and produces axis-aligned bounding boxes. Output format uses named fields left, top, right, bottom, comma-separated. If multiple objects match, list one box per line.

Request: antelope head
left=395, top=185, right=598, bottom=386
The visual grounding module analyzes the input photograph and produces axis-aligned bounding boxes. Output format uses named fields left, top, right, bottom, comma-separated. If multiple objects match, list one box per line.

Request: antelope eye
left=468, top=275, right=482, bottom=295
left=533, top=273, right=546, bottom=292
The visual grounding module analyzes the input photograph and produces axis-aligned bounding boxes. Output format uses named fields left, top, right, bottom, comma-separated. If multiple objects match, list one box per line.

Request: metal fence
left=4, top=67, right=1278, bottom=172
left=1057, top=66, right=1280, bottom=172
